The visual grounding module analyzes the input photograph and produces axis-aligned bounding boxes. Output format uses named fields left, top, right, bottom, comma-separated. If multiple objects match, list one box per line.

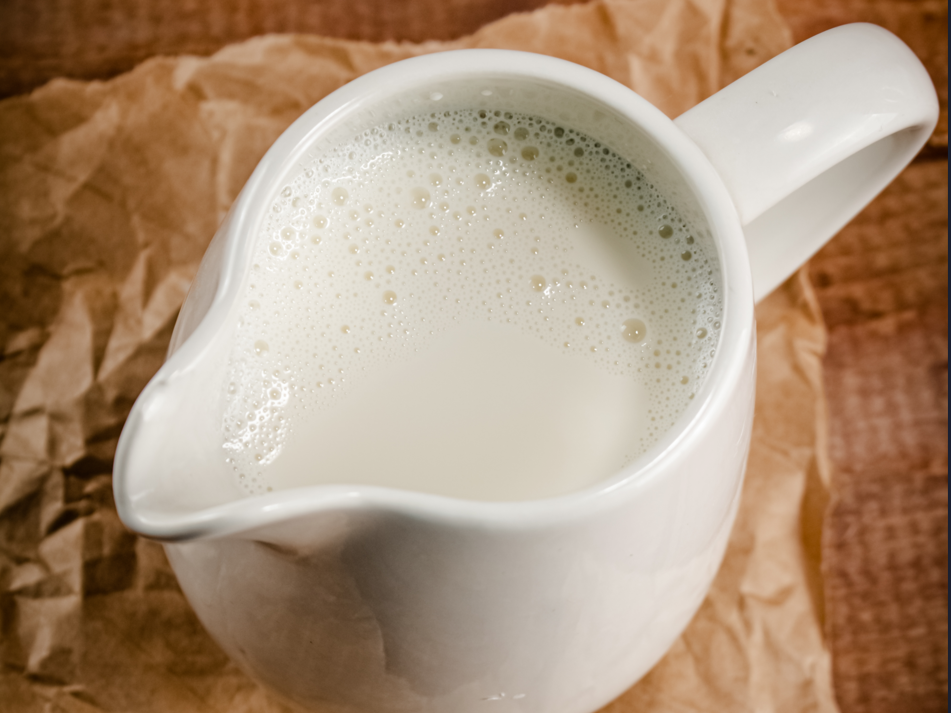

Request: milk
left=220, top=109, right=722, bottom=500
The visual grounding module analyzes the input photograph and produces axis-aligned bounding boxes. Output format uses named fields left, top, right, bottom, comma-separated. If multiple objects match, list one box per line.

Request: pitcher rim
left=113, top=49, right=756, bottom=541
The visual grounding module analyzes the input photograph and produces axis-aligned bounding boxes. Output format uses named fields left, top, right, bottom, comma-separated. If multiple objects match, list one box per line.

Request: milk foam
left=220, top=109, right=722, bottom=500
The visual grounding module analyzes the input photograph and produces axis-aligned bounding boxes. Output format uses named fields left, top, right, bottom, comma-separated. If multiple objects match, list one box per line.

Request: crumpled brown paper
left=0, top=0, right=839, bottom=710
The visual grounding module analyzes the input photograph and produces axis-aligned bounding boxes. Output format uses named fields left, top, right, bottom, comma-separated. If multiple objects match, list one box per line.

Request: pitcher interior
left=120, top=67, right=727, bottom=518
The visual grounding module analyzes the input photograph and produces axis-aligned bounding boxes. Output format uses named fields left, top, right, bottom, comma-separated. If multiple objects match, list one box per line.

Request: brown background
left=0, top=1, right=946, bottom=712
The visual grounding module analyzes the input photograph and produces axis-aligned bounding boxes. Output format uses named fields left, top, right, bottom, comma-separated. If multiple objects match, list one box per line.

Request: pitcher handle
left=674, top=23, right=938, bottom=302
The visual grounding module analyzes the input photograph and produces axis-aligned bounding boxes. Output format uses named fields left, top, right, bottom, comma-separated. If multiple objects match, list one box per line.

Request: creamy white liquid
left=221, top=109, right=722, bottom=500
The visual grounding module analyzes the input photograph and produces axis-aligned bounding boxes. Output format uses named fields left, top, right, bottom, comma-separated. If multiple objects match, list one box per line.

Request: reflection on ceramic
left=113, top=24, right=936, bottom=713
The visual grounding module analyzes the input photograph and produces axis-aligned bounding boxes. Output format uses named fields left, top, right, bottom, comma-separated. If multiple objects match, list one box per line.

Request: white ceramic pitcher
left=114, top=24, right=937, bottom=713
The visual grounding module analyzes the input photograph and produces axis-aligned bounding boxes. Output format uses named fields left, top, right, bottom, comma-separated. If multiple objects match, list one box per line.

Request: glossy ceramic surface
left=113, top=24, right=937, bottom=713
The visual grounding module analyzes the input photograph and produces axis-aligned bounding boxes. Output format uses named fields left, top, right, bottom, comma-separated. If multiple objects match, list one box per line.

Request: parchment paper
left=0, top=0, right=838, bottom=710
